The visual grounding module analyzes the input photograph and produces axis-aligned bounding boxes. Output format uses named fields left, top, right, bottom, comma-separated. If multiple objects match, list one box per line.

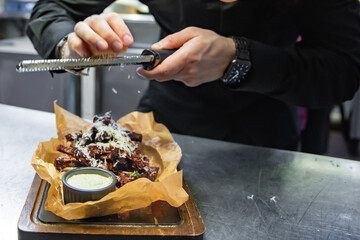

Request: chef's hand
left=136, top=27, right=236, bottom=87
left=61, top=12, right=133, bottom=58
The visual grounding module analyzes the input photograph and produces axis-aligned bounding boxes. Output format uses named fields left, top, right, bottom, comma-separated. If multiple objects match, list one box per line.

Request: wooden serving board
left=18, top=174, right=205, bottom=240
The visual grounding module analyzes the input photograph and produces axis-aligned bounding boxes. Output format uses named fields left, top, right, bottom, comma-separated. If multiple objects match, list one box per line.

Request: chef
left=26, top=0, right=360, bottom=151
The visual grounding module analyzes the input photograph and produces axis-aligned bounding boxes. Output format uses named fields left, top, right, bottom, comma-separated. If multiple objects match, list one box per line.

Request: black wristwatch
left=221, top=37, right=252, bottom=85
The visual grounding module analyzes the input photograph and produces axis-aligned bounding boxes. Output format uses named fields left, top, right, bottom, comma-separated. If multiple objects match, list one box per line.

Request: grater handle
left=141, top=49, right=176, bottom=70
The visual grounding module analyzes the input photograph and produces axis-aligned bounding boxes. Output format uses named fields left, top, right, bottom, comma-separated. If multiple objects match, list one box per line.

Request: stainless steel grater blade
left=16, top=55, right=154, bottom=72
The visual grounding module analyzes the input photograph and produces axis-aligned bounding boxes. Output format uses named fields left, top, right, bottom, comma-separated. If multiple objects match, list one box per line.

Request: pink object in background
left=297, top=35, right=302, bottom=42
left=298, top=107, right=308, bottom=131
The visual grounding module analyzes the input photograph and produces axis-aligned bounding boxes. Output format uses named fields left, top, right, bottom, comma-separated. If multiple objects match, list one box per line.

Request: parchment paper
left=31, top=102, right=188, bottom=220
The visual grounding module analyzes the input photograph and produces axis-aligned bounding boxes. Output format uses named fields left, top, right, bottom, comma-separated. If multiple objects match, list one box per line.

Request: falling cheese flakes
left=112, top=88, right=118, bottom=94
left=270, top=196, right=277, bottom=203
left=247, top=194, right=254, bottom=200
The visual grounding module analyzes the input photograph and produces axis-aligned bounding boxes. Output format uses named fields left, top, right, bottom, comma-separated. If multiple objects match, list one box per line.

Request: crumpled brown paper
left=31, top=102, right=189, bottom=220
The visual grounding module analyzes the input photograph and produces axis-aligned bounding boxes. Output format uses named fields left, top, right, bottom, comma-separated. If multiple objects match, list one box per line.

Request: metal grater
left=16, top=55, right=154, bottom=73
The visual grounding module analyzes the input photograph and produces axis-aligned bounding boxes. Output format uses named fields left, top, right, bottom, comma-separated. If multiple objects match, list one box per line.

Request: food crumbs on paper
left=247, top=194, right=254, bottom=200
left=270, top=196, right=277, bottom=203
left=151, top=136, right=161, bottom=144
left=112, top=88, right=118, bottom=94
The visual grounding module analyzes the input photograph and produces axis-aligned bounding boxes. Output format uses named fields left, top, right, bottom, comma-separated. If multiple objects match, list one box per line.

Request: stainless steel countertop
left=0, top=104, right=56, bottom=239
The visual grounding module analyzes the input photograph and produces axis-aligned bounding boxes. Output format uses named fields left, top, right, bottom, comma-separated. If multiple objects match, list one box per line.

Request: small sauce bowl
left=62, top=167, right=117, bottom=204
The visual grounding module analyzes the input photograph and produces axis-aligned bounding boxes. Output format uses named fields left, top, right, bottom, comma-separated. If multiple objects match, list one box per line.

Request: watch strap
left=234, top=37, right=250, bottom=61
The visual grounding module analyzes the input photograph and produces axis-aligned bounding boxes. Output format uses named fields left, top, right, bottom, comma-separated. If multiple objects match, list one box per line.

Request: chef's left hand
left=136, top=27, right=236, bottom=87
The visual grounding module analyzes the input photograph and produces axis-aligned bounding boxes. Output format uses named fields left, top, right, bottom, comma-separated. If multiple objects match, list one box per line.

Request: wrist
left=225, top=36, right=237, bottom=66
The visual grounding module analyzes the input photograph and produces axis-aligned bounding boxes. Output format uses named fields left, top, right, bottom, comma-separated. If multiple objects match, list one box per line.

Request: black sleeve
left=237, top=0, right=360, bottom=108
left=26, top=0, right=114, bottom=59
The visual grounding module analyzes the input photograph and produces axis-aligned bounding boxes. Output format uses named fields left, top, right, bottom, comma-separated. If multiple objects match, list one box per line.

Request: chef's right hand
left=61, top=12, right=133, bottom=58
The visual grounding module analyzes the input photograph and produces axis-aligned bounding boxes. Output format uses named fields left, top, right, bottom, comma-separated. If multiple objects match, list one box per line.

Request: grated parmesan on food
left=74, top=116, right=137, bottom=168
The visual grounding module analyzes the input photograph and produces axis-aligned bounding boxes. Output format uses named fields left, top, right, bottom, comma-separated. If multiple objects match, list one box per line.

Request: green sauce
left=67, top=173, right=113, bottom=190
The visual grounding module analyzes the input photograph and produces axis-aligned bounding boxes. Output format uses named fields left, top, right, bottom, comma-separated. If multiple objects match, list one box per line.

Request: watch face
left=225, top=59, right=252, bottom=84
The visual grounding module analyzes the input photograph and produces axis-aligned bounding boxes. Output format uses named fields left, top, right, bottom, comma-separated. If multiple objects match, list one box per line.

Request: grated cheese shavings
left=74, top=117, right=137, bottom=168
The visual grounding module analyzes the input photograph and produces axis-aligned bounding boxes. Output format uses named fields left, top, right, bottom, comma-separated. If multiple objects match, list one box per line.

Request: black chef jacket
left=27, top=0, right=360, bottom=150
